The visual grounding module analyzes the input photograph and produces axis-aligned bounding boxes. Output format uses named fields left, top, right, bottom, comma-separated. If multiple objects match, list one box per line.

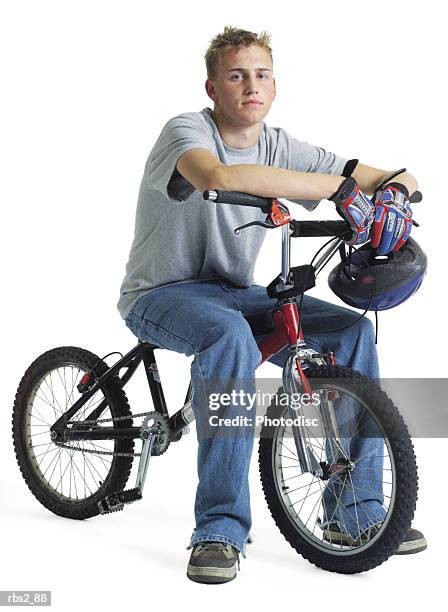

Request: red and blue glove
left=370, top=182, right=413, bottom=254
left=329, top=177, right=375, bottom=245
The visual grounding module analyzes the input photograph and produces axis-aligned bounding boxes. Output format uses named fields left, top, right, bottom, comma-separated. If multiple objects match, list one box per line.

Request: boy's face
left=205, top=44, right=276, bottom=127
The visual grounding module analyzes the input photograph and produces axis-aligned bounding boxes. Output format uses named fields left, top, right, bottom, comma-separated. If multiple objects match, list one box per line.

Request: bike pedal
left=97, top=488, right=142, bottom=514
left=119, top=487, right=143, bottom=503
left=97, top=495, right=124, bottom=514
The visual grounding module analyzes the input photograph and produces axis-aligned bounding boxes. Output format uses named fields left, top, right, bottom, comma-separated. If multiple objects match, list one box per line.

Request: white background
left=1, top=0, right=445, bottom=609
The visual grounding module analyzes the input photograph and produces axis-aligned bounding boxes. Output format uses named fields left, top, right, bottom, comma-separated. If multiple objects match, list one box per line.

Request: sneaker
left=322, top=523, right=427, bottom=554
left=186, top=542, right=240, bottom=584
left=322, top=522, right=381, bottom=547
left=394, top=527, right=427, bottom=555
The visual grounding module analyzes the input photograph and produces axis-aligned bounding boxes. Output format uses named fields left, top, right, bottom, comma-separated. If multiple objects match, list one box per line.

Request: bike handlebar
left=204, top=188, right=424, bottom=207
left=203, top=189, right=273, bottom=213
left=203, top=188, right=422, bottom=239
left=203, top=189, right=353, bottom=238
left=290, top=220, right=352, bottom=239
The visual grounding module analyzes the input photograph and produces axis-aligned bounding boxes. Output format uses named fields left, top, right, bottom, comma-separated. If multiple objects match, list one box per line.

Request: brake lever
left=234, top=199, right=292, bottom=235
left=234, top=218, right=278, bottom=235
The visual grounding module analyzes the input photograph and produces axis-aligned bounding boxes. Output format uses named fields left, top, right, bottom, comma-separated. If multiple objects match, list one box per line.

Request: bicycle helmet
left=328, top=237, right=427, bottom=311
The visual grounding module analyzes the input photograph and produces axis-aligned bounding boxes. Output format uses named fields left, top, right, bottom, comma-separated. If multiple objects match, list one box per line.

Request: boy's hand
left=329, top=177, right=375, bottom=245
left=370, top=183, right=413, bottom=254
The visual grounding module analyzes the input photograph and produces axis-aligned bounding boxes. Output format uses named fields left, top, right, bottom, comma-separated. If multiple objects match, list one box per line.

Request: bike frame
left=50, top=206, right=351, bottom=468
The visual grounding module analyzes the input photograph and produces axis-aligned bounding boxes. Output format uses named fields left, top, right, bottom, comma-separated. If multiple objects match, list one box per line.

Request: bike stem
left=278, top=211, right=343, bottom=288
left=280, top=222, right=291, bottom=286
left=258, top=207, right=345, bottom=364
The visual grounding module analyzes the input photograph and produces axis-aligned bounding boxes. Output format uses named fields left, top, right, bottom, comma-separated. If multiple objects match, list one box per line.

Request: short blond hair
left=205, top=26, right=273, bottom=79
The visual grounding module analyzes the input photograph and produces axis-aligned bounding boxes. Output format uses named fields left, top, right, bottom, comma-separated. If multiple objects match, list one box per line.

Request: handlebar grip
left=203, top=190, right=273, bottom=213
left=290, top=220, right=353, bottom=239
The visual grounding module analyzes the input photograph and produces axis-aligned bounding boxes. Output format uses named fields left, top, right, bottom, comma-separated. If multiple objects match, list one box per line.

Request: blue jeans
left=125, top=278, right=385, bottom=556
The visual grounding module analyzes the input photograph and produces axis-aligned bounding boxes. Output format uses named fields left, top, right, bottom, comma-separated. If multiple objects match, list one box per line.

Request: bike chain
left=56, top=442, right=140, bottom=458
left=56, top=411, right=171, bottom=458
left=68, top=410, right=153, bottom=426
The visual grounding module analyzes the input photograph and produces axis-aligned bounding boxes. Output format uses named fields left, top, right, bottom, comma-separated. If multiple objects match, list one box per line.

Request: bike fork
left=283, top=351, right=343, bottom=477
left=318, top=390, right=345, bottom=464
left=283, top=352, right=321, bottom=476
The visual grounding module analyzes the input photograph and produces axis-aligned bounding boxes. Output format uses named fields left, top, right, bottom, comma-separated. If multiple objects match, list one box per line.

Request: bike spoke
left=35, top=442, right=56, bottom=468
left=24, top=363, right=121, bottom=502
left=274, top=383, right=394, bottom=554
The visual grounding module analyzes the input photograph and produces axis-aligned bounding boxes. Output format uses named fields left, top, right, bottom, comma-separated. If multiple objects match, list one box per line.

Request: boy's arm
left=352, top=163, right=418, bottom=196
left=177, top=148, right=345, bottom=200
left=176, top=149, right=418, bottom=202
left=176, top=148, right=225, bottom=193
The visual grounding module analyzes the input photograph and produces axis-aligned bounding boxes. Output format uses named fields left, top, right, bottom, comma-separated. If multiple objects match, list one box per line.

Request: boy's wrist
left=381, top=172, right=417, bottom=199
left=328, top=176, right=350, bottom=201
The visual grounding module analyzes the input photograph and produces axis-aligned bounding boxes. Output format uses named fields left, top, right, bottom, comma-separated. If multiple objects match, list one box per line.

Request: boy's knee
left=209, top=322, right=261, bottom=363
left=357, top=316, right=375, bottom=340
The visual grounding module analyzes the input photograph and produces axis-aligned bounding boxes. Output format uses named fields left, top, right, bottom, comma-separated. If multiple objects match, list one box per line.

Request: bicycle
left=12, top=189, right=418, bottom=574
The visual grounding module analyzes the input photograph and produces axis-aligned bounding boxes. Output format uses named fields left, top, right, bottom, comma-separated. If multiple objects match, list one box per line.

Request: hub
left=319, top=457, right=355, bottom=480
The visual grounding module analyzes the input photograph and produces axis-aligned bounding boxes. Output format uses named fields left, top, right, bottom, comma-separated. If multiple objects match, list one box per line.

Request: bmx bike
left=12, top=189, right=418, bottom=574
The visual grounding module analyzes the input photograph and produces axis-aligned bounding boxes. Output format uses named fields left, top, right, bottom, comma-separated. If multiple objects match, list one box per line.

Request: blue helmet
left=328, top=237, right=427, bottom=311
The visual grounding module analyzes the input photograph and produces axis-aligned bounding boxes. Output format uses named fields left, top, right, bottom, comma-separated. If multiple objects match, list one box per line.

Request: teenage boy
left=118, top=26, right=426, bottom=584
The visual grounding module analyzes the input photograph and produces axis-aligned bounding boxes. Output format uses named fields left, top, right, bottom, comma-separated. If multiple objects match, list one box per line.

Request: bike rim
left=24, top=362, right=118, bottom=502
left=271, top=384, right=396, bottom=556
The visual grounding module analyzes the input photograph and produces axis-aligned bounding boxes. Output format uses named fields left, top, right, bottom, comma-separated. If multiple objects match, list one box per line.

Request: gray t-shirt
left=117, top=107, right=347, bottom=320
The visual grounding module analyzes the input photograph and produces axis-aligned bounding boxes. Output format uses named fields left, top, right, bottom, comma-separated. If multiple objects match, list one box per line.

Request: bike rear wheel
left=12, top=346, right=134, bottom=519
left=258, top=365, right=418, bottom=573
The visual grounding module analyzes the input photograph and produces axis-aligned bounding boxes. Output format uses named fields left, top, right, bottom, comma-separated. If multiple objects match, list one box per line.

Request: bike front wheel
left=258, top=365, right=418, bottom=573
